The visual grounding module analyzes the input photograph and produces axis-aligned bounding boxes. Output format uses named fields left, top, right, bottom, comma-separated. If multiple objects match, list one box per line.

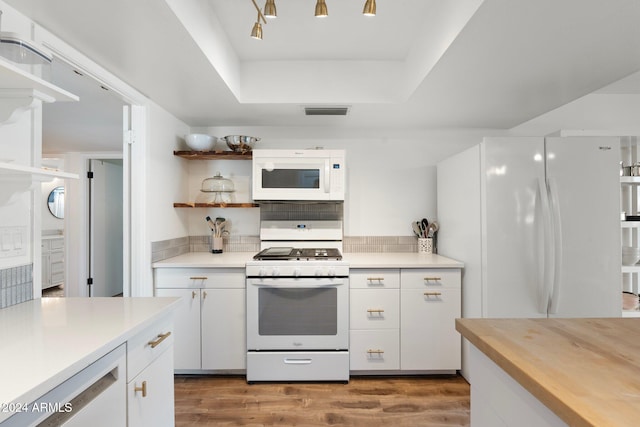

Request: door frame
left=36, top=26, right=149, bottom=297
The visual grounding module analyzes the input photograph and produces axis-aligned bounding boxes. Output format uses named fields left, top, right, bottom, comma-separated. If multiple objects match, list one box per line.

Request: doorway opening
left=41, top=57, right=130, bottom=298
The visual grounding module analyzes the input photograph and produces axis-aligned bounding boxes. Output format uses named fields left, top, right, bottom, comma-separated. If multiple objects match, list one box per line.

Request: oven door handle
left=284, top=358, right=313, bottom=365
left=249, top=280, right=347, bottom=288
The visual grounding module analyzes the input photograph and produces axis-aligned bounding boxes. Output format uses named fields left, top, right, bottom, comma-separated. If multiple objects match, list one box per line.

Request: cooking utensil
left=421, top=218, right=429, bottom=236
left=412, top=222, right=422, bottom=238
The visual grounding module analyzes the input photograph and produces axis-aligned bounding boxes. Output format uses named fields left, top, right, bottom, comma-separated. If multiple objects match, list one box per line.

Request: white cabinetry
left=349, top=267, right=462, bottom=373
left=400, top=269, right=461, bottom=371
left=620, top=137, right=640, bottom=317
left=41, top=236, right=64, bottom=289
left=126, top=318, right=175, bottom=427
left=349, top=269, right=400, bottom=371
left=154, top=268, right=246, bottom=372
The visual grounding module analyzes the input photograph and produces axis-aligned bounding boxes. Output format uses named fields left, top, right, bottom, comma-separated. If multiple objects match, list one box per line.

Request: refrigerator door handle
left=537, top=177, right=555, bottom=314
left=547, top=178, right=563, bottom=315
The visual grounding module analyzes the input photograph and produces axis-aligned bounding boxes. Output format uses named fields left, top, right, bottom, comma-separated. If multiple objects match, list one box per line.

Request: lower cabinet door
left=350, top=329, right=400, bottom=371
left=127, top=347, right=175, bottom=427
left=400, top=288, right=461, bottom=371
left=201, top=288, right=246, bottom=370
left=155, top=288, right=201, bottom=370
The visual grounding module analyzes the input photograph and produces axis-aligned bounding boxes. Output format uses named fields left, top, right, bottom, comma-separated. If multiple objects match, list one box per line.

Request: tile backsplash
left=0, top=264, right=33, bottom=309
left=151, top=235, right=419, bottom=262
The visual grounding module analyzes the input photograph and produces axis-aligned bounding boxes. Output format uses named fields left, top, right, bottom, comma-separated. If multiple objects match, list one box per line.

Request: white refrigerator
left=437, top=137, right=622, bottom=379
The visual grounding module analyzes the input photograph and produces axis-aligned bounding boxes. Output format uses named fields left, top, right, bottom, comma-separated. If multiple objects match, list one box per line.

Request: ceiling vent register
left=304, top=107, right=350, bottom=116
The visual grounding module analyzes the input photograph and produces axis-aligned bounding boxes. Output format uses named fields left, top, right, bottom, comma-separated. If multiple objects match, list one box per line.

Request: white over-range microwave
left=252, top=149, right=346, bottom=201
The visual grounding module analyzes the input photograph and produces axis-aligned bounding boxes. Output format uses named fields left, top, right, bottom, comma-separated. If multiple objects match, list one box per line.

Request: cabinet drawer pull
left=192, top=291, right=197, bottom=299
left=367, top=349, right=384, bottom=355
left=190, top=276, right=208, bottom=281
left=148, top=331, right=171, bottom=348
left=134, top=381, right=147, bottom=397
left=366, top=309, right=385, bottom=313
left=423, top=291, right=442, bottom=297
left=367, top=277, right=384, bottom=282
left=423, top=277, right=441, bottom=282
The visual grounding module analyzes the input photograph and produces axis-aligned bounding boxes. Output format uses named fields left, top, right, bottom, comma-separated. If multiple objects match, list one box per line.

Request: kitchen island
left=456, top=318, right=640, bottom=427
left=0, top=297, right=179, bottom=426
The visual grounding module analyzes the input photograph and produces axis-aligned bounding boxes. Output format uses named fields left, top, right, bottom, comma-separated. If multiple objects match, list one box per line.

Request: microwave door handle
left=324, top=160, right=330, bottom=193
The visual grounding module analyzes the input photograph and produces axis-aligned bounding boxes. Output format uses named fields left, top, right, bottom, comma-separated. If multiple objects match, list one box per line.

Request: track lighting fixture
left=315, top=0, right=328, bottom=18
left=363, top=0, right=376, bottom=16
left=249, top=0, right=377, bottom=39
left=250, top=0, right=267, bottom=40
left=251, top=19, right=263, bottom=40
left=264, top=0, right=277, bottom=19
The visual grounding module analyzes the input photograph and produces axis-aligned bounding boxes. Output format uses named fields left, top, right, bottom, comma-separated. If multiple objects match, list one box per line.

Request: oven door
left=246, top=277, right=349, bottom=351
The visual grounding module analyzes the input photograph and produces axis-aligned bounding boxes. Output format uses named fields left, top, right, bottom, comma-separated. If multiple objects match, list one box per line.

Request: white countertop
left=343, top=252, right=463, bottom=268
left=0, top=297, right=179, bottom=422
left=152, top=251, right=463, bottom=269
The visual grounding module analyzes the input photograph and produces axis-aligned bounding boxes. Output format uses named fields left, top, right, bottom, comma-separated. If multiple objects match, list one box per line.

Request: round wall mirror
left=47, top=186, right=65, bottom=219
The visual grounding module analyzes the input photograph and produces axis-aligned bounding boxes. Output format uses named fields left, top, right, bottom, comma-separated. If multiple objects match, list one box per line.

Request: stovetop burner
left=253, top=247, right=342, bottom=261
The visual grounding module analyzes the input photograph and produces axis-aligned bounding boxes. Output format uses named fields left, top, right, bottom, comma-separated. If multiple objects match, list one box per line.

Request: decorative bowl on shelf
left=221, top=135, right=260, bottom=153
left=185, top=134, right=216, bottom=151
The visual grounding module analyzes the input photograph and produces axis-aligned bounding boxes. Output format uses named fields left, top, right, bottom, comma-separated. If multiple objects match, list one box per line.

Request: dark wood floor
left=174, top=375, right=470, bottom=426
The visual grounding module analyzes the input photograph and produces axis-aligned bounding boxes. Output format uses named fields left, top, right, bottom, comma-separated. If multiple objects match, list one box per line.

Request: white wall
left=146, top=102, right=191, bottom=242
left=191, top=126, right=511, bottom=237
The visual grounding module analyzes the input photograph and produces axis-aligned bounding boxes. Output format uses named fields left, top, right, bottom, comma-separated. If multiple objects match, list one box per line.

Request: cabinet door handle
left=367, top=349, right=384, bottom=355
left=134, top=381, right=147, bottom=398
left=148, top=331, right=171, bottom=348
left=191, top=291, right=197, bottom=299
left=423, top=291, right=442, bottom=297
left=190, top=276, right=208, bottom=281
left=366, top=309, right=385, bottom=313
left=202, top=291, right=207, bottom=300
left=423, top=277, right=441, bottom=282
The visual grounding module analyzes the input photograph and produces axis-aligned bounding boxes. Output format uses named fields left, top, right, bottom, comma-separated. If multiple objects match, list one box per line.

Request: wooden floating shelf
left=173, top=151, right=252, bottom=160
left=174, top=202, right=259, bottom=208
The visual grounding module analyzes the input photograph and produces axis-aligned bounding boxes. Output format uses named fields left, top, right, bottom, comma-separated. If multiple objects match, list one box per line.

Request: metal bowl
left=221, top=135, right=260, bottom=153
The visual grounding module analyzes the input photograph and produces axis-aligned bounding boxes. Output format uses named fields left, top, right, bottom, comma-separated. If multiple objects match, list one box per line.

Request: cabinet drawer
left=51, top=262, right=64, bottom=275
left=350, top=289, right=399, bottom=329
left=50, top=238, right=64, bottom=250
left=127, top=317, right=174, bottom=381
left=350, top=269, right=400, bottom=289
left=350, top=330, right=400, bottom=371
left=50, top=251, right=64, bottom=263
left=51, top=271, right=65, bottom=285
left=154, top=268, right=245, bottom=289
left=401, top=268, right=461, bottom=289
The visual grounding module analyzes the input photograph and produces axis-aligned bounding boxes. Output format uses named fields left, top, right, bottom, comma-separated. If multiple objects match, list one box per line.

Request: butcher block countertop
left=152, top=251, right=463, bottom=269
left=456, top=318, right=640, bottom=427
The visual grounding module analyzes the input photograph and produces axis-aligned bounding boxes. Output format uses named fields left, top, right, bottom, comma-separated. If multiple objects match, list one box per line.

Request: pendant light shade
left=251, top=21, right=263, bottom=39
left=363, top=0, right=376, bottom=16
left=315, top=0, right=328, bottom=18
left=264, top=0, right=277, bottom=19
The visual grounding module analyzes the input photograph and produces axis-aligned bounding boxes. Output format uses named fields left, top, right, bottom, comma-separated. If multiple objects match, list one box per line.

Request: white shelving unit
left=620, top=137, right=640, bottom=317
left=0, top=55, right=79, bottom=203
